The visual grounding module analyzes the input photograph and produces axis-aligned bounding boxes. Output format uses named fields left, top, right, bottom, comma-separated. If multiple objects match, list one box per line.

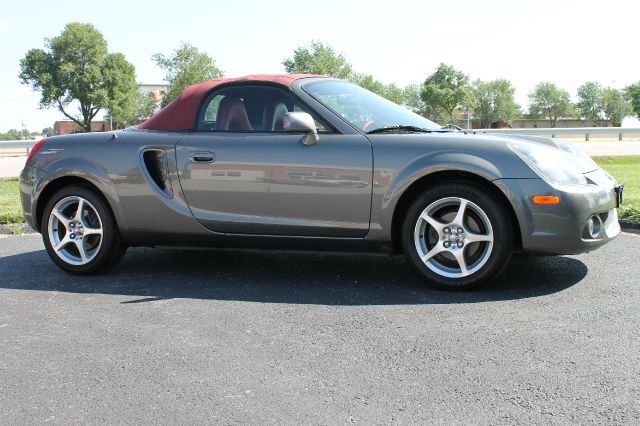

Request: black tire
left=401, top=181, right=514, bottom=290
left=41, top=185, right=127, bottom=275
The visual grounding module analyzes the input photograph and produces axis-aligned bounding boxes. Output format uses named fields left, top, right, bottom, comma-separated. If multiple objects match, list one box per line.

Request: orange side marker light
left=532, top=195, right=560, bottom=205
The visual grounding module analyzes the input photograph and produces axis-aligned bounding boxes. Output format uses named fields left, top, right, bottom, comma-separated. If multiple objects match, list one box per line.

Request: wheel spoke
left=53, top=235, right=71, bottom=253
left=465, top=231, right=493, bottom=244
left=451, top=199, right=467, bottom=225
left=75, top=239, right=89, bottom=263
left=452, top=248, right=469, bottom=276
left=52, top=209, right=70, bottom=227
left=420, top=241, right=446, bottom=263
left=74, top=198, right=85, bottom=223
left=83, top=226, right=102, bottom=236
left=420, top=212, right=442, bottom=232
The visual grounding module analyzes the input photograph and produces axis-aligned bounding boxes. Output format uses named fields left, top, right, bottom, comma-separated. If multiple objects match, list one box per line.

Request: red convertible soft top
left=138, top=73, right=325, bottom=132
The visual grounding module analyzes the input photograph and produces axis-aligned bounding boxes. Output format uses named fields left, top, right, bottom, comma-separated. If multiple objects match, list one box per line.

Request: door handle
left=189, top=151, right=215, bottom=163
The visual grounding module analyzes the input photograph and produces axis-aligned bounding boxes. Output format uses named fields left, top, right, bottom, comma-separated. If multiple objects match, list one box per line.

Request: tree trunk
left=57, top=100, right=86, bottom=131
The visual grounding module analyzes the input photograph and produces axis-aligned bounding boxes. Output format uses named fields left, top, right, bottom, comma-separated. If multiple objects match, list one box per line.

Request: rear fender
left=35, top=157, right=123, bottom=230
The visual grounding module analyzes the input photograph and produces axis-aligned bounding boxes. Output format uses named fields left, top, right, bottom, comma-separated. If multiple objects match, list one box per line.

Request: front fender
left=367, top=149, right=536, bottom=242
left=381, top=151, right=505, bottom=211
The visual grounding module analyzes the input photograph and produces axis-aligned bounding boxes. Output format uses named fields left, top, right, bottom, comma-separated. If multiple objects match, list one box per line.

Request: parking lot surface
left=1, top=234, right=639, bottom=424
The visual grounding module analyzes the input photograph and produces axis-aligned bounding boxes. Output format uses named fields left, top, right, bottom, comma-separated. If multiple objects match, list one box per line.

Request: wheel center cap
left=442, top=226, right=465, bottom=248
left=70, top=221, right=83, bottom=236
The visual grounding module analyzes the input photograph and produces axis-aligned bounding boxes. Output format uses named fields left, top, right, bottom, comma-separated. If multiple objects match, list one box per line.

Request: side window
left=196, top=85, right=330, bottom=133
left=203, top=95, right=223, bottom=122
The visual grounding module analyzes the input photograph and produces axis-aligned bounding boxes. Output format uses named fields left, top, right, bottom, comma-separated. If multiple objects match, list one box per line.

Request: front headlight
left=551, top=138, right=598, bottom=171
left=508, top=141, right=588, bottom=186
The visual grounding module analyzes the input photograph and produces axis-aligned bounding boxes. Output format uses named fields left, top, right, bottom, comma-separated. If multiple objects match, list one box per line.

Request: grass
left=593, top=156, right=640, bottom=223
left=0, top=157, right=638, bottom=227
left=0, top=178, right=23, bottom=224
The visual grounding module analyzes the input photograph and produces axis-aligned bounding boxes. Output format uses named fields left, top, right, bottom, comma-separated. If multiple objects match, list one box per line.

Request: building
left=53, top=120, right=113, bottom=136
left=139, top=84, right=168, bottom=106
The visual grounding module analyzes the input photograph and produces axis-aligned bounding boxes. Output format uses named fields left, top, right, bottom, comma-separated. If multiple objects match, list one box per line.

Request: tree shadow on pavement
left=0, top=247, right=587, bottom=305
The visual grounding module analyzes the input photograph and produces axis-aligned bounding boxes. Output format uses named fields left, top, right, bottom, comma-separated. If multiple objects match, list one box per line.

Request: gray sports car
left=20, top=74, right=623, bottom=290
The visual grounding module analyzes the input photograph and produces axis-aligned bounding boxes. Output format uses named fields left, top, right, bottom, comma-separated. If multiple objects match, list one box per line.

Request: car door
left=176, top=84, right=373, bottom=237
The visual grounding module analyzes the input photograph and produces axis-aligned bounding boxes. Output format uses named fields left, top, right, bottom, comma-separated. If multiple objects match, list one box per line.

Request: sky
left=1, top=0, right=639, bottom=132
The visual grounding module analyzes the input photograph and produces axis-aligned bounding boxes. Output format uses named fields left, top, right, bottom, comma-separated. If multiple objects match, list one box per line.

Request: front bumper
left=497, top=168, right=621, bottom=255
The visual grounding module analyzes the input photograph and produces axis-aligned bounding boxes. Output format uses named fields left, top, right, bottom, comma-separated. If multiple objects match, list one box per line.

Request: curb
left=0, top=224, right=35, bottom=235
left=620, top=220, right=640, bottom=234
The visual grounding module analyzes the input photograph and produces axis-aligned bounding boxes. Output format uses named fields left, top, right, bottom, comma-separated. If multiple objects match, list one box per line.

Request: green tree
left=134, top=92, right=159, bottom=123
left=602, top=87, right=631, bottom=126
left=527, top=82, right=574, bottom=128
left=471, top=79, right=520, bottom=128
left=402, top=84, right=427, bottom=115
left=382, top=83, right=405, bottom=105
left=19, top=23, right=139, bottom=132
left=349, top=73, right=405, bottom=104
left=625, top=82, right=640, bottom=119
left=0, top=129, right=23, bottom=141
left=421, top=63, right=471, bottom=124
left=41, top=127, right=54, bottom=137
left=349, top=73, right=384, bottom=94
left=153, top=43, right=224, bottom=107
left=575, top=81, right=604, bottom=123
left=102, top=52, right=138, bottom=127
left=282, top=41, right=352, bottom=79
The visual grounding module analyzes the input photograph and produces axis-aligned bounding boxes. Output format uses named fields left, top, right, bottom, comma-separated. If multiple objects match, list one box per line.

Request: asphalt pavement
left=0, top=234, right=639, bottom=424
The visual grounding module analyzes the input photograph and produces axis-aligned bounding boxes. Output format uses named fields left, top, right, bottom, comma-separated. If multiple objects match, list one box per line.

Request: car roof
left=138, top=73, right=327, bottom=132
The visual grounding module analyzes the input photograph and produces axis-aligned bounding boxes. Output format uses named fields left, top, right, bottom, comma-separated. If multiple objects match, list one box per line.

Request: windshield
left=303, top=80, right=441, bottom=133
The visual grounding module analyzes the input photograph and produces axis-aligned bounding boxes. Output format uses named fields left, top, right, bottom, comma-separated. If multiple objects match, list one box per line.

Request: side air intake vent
left=142, top=149, right=173, bottom=197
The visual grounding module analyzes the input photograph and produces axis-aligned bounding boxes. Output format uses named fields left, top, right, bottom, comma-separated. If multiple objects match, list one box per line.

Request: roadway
left=0, top=234, right=638, bottom=423
left=0, top=156, right=26, bottom=179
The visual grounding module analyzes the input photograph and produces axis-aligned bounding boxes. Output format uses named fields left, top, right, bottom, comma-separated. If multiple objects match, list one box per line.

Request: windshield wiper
left=366, top=125, right=433, bottom=134
left=440, top=124, right=464, bottom=132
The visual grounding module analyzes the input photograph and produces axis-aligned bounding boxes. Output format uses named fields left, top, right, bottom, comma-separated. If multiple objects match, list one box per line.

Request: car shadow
left=0, top=246, right=588, bottom=305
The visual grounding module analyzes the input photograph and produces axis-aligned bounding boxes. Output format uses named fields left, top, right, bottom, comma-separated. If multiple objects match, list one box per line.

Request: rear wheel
left=402, top=182, right=514, bottom=290
left=41, top=185, right=126, bottom=275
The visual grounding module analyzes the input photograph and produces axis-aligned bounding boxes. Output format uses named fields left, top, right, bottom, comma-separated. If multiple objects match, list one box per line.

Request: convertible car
left=20, top=74, right=623, bottom=290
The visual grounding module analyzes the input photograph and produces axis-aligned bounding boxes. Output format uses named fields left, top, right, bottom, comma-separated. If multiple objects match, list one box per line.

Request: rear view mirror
left=282, top=112, right=319, bottom=146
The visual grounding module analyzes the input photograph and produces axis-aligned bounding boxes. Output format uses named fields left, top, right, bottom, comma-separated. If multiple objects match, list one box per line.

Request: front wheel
left=402, top=182, right=514, bottom=290
left=41, top=185, right=127, bottom=275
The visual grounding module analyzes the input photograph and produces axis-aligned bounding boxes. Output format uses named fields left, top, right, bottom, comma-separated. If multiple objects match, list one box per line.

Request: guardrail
left=0, top=140, right=38, bottom=155
left=470, top=127, right=640, bottom=141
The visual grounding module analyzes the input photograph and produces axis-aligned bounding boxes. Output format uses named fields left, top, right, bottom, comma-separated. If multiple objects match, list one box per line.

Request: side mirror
left=282, top=112, right=319, bottom=146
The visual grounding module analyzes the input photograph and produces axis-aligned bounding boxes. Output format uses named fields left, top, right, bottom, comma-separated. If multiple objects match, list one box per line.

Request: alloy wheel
left=47, top=196, right=103, bottom=266
left=413, top=197, right=494, bottom=278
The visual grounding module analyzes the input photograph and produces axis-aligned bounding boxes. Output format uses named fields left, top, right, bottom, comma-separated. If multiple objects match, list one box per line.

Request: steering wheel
left=362, top=120, right=377, bottom=132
